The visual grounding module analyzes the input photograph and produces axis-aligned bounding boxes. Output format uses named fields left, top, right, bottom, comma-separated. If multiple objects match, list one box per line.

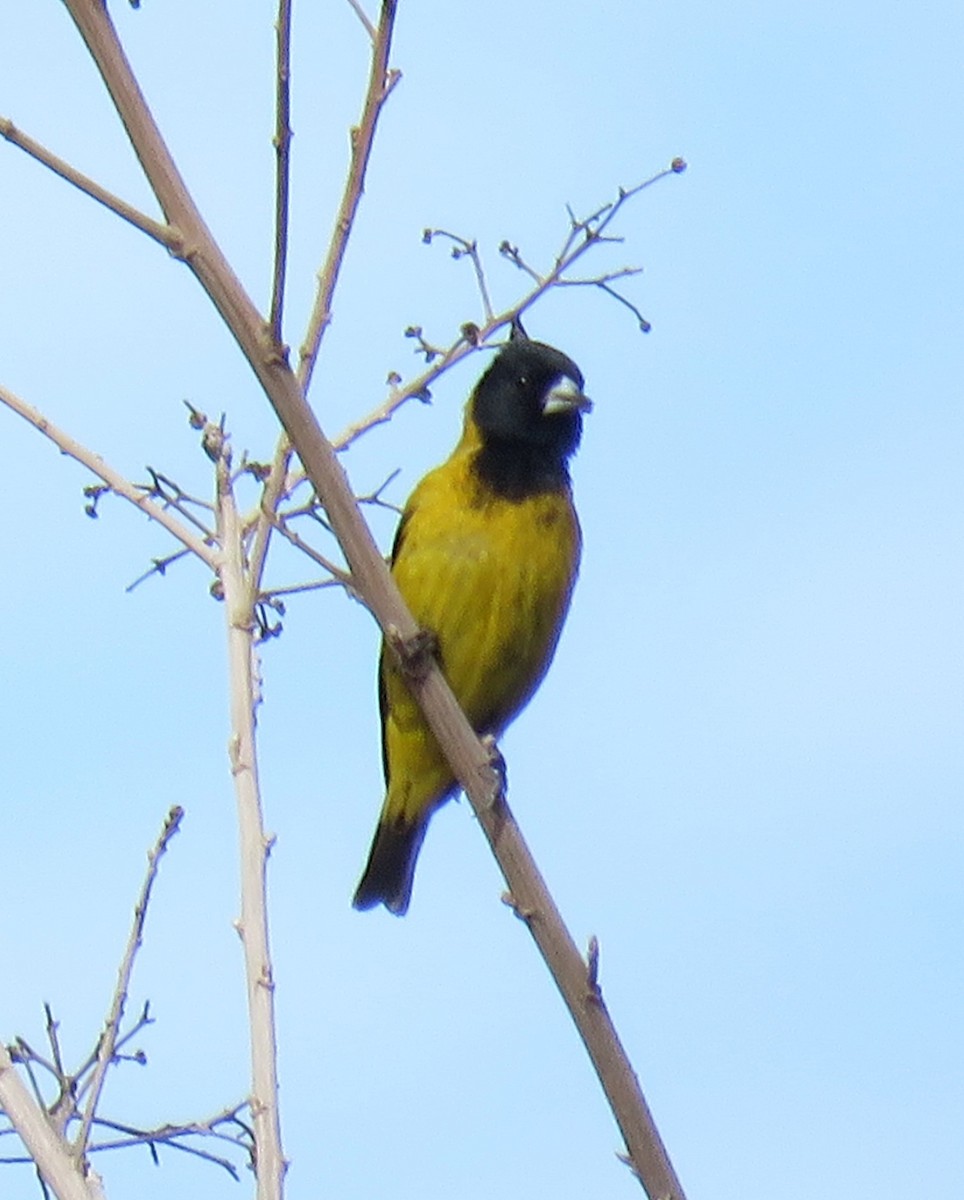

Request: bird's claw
left=386, top=624, right=439, bottom=681
left=480, top=733, right=507, bottom=804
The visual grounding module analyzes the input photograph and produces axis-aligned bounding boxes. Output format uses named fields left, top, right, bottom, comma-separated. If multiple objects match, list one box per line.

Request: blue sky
left=2, top=2, right=963, bottom=1198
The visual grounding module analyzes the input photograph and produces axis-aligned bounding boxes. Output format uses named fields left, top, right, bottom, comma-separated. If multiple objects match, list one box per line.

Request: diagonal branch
left=0, top=116, right=171, bottom=246
left=0, top=382, right=219, bottom=573
left=332, top=167, right=681, bottom=449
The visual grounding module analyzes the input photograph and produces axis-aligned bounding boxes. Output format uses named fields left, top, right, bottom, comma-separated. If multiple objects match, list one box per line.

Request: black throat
left=471, top=440, right=571, bottom=502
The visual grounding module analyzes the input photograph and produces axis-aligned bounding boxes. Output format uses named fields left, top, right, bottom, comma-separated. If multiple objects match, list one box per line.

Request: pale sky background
left=2, top=3, right=963, bottom=1198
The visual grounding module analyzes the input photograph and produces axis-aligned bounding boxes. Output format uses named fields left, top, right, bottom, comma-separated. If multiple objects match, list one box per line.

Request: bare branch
left=269, top=0, right=293, bottom=344
left=0, top=1044, right=101, bottom=1200
left=297, top=0, right=400, bottom=393
left=245, top=438, right=295, bottom=603
left=73, top=807, right=184, bottom=1161
left=140, top=469, right=216, bottom=537
left=53, top=5, right=688, bottom=1192
left=346, top=0, right=377, bottom=40
left=555, top=273, right=652, bottom=332
left=333, top=166, right=684, bottom=448
left=495, top=801, right=684, bottom=1194
left=73, top=1005, right=153, bottom=1098
left=247, top=0, right=399, bottom=604
left=89, top=1105, right=252, bottom=1179
left=587, top=280, right=652, bottom=332
left=215, top=450, right=287, bottom=1200
left=260, top=578, right=345, bottom=602
left=0, top=116, right=171, bottom=247
left=9, top=1039, right=50, bottom=1111
left=268, top=517, right=355, bottom=593
left=44, top=1008, right=67, bottom=1094
left=125, top=548, right=192, bottom=594
left=422, top=229, right=495, bottom=323
left=0, top=383, right=219, bottom=573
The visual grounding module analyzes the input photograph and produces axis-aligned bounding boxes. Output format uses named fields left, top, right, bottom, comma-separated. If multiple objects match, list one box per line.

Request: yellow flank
left=379, top=425, right=581, bottom=827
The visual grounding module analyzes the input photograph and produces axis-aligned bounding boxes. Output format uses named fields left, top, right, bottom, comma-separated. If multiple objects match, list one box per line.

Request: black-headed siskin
left=353, top=338, right=591, bottom=915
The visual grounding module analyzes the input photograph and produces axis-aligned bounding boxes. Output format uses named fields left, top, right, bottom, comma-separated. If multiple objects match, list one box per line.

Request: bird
left=352, top=335, right=591, bottom=915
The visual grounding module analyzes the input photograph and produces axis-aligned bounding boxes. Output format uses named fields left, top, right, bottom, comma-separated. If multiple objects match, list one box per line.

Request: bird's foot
left=480, top=733, right=507, bottom=805
left=386, top=624, right=439, bottom=681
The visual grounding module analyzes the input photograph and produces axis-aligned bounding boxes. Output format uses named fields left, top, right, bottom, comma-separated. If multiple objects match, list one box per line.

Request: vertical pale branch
left=0, top=1044, right=103, bottom=1200
left=216, top=445, right=287, bottom=1200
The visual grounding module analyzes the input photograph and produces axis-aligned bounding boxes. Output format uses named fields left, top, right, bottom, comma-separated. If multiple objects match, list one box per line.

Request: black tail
left=352, top=816, right=428, bottom=916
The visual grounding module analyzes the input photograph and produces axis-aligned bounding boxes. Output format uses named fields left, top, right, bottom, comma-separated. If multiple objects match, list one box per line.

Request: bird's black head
left=469, top=340, right=591, bottom=498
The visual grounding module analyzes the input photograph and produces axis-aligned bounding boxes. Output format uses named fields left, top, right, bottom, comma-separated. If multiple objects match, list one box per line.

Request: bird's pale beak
left=543, top=377, right=593, bottom=416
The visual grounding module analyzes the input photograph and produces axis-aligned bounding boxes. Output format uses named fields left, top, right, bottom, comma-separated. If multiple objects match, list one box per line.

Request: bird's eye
left=518, top=375, right=528, bottom=386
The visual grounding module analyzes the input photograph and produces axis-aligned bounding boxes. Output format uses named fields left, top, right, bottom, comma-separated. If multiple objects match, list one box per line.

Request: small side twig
left=332, top=162, right=684, bottom=449
left=559, top=277, right=651, bottom=332
left=73, top=807, right=184, bottom=1161
left=88, top=1104, right=252, bottom=1179
left=422, top=229, right=495, bottom=323
left=72, top=1004, right=152, bottom=1099
left=268, top=517, right=356, bottom=593
left=125, top=548, right=192, bottom=594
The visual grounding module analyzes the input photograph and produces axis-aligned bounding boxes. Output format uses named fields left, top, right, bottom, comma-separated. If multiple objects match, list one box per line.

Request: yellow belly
left=380, top=453, right=581, bottom=824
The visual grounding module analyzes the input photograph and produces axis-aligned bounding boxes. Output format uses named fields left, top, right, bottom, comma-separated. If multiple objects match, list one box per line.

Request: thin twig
left=248, top=0, right=399, bottom=601
left=269, top=517, right=355, bottom=590
left=74, top=807, right=184, bottom=1161
left=246, top=437, right=295, bottom=603
left=587, top=280, right=652, bottom=332
left=332, top=167, right=681, bottom=449
left=89, top=1105, right=251, bottom=1179
left=141, top=470, right=216, bottom=538
left=297, top=0, right=399, bottom=392
left=269, top=0, right=293, bottom=344
left=73, top=1004, right=153, bottom=1099
left=11, top=1042, right=49, bottom=1111
left=422, top=229, right=495, bottom=322
left=0, top=116, right=171, bottom=246
left=345, top=0, right=377, bottom=40
left=125, top=548, right=192, bottom=593
left=44, top=1008, right=67, bottom=1089
left=0, top=383, right=219, bottom=574
left=260, top=578, right=346, bottom=600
